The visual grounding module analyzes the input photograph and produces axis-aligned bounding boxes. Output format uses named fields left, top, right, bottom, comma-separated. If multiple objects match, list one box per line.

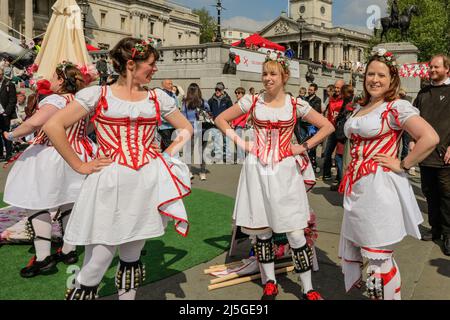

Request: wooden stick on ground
left=209, top=262, right=293, bottom=285
left=208, top=266, right=295, bottom=291
left=203, top=261, right=244, bottom=274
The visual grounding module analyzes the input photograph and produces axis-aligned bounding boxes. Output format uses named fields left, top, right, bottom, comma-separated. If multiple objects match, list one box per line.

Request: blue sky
left=171, top=0, right=388, bottom=33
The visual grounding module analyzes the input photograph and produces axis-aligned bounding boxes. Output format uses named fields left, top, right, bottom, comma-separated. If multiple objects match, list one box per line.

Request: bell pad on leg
left=291, top=243, right=313, bottom=273
left=65, top=284, right=99, bottom=300
left=253, top=237, right=275, bottom=264
left=25, top=211, right=51, bottom=242
left=366, top=272, right=384, bottom=300
left=115, top=259, right=146, bottom=291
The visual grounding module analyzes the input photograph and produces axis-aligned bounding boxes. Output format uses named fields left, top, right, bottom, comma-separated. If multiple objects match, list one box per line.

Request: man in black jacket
left=413, top=54, right=450, bottom=255
left=304, top=83, right=322, bottom=171
left=208, top=82, right=233, bottom=163
left=0, top=68, right=17, bottom=161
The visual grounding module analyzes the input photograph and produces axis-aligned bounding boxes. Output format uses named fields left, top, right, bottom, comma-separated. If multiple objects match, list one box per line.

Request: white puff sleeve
left=295, top=98, right=312, bottom=118
left=155, top=88, right=177, bottom=118
left=389, top=99, right=420, bottom=130
left=74, top=85, right=102, bottom=112
left=238, top=94, right=255, bottom=113
left=38, top=94, right=68, bottom=110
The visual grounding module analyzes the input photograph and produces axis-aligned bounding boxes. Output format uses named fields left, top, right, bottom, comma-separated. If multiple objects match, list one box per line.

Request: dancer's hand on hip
left=373, top=153, right=403, bottom=173
left=75, top=156, right=113, bottom=174
left=291, top=144, right=307, bottom=156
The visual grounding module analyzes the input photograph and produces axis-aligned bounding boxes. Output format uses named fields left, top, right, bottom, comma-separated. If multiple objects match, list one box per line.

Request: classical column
left=159, top=14, right=170, bottom=45
left=318, top=42, right=323, bottom=61
left=142, top=14, right=149, bottom=39
left=131, top=11, right=140, bottom=38
left=348, top=45, right=353, bottom=62
left=0, top=0, right=9, bottom=33
left=309, top=41, right=314, bottom=60
left=25, top=0, right=33, bottom=39
left=328, top=44, right=334, bottom=65
left=334, top=44, right=340, bottom=65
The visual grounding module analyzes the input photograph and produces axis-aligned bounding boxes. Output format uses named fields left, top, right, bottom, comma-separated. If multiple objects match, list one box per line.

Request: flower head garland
left=131, top=38, right=158, bottom=59
left=56, top=61, right=98, bottom=85
left=265, top=51, right=290, bottom=72
left=370, top=48, right=398, bottom=68
left=56, top=61, right=76, bottom=79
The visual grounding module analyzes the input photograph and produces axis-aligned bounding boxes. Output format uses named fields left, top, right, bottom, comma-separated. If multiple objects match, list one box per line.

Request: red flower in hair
left=36, top=79, right=54, bottom=96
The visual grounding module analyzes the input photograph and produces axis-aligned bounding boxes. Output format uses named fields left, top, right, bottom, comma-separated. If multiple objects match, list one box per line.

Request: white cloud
left=222, top=16, right=272, bottom=33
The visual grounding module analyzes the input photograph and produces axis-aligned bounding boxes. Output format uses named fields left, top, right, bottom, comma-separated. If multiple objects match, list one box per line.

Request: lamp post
left=297, top=16, right=305, bottom=60
left=343, top=36, right=349, bottom=70
left=215, top=0, right=223, bottom=43
left=77, top=0, right=90, bottom=31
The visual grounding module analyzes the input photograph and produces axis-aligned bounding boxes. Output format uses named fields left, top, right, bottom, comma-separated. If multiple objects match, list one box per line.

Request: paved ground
left=2, top=160, right=449, bottom=300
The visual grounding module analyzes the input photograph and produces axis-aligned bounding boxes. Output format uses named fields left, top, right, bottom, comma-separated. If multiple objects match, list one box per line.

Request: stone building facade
left=0, top=0, right=200, bottom=49
left=221, top=27, right=253, bottom=45
left=261, top=0, right=371, bottom=67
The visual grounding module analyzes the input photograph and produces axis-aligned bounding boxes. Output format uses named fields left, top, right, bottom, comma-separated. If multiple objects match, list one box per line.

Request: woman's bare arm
left=43, top=100, right=112, bottom=174
left=163, top=109, right=194, bottom=156
left=5, top=104, right=58, bottom=140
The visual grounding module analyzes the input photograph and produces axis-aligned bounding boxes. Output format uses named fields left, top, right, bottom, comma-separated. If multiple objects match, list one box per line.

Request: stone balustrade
left=89, top=43, right=365, bottom=100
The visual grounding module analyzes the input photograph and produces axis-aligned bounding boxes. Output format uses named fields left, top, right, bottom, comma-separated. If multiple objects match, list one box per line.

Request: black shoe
left=20, top=255, right=57, bottom=278
left=54, top=248, right=78, bottom=265
left=421, top=229, right=442, bottom=242
left=323, top=175, right=332, bottom=181
left=443, top=236, right=450, bottom=256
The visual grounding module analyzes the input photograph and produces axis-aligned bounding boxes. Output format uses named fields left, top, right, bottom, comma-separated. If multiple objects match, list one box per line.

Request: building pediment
left=260, top=16, right=300, bottom=37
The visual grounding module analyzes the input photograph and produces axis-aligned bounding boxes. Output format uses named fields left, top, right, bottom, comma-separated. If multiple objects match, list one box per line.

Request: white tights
left=75, top=240, right=146, bottom=300
left=257, top=229, right=314, bottom=294
left=27, top=204, right=75, bottom=261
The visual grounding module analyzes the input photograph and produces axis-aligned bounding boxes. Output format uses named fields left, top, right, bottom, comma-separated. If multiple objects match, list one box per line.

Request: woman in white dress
left=338, top=50, right=439, bottom=300
left=3, top=63, right=95, bottom=278
left=44, top=38, right=193, bottom=300
left=215, top=53, right=335, bottom=300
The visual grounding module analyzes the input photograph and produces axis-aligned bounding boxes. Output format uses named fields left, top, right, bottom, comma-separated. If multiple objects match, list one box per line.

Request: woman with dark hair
left=338, top=50, right=439, bottom=300
left=44, top=37, right=193, bottom=300
left=181, top=83, right=211, bottom=180
left=3, top=62, right=95, bottom=278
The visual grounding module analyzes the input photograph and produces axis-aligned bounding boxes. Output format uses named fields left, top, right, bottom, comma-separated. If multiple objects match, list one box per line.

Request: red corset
left=249, top=95, right=297, bottom=165
left=32, top=95, right=93, bottom=161
left=92, top=86, right=162, bottom=170
left=95, top=115, right=159, bottom=170
left=339, top=101, right=403, bottom=195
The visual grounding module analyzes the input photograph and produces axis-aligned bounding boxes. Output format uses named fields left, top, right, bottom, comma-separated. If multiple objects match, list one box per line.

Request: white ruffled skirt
left=64, top=156, right=191, bottom=246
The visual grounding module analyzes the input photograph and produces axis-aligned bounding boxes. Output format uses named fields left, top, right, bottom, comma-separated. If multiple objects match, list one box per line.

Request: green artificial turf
left=0, top=193, right=7, bottom=208
left=0, top=188, right=234, bottom=300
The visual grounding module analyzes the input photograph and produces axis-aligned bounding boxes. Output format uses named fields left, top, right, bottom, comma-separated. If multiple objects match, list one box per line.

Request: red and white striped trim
left=339, top=100, right=403, bottom=195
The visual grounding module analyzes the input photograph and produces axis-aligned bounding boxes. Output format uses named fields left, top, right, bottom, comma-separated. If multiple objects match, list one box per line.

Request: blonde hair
left=263, top=60, right=290, bottom=84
